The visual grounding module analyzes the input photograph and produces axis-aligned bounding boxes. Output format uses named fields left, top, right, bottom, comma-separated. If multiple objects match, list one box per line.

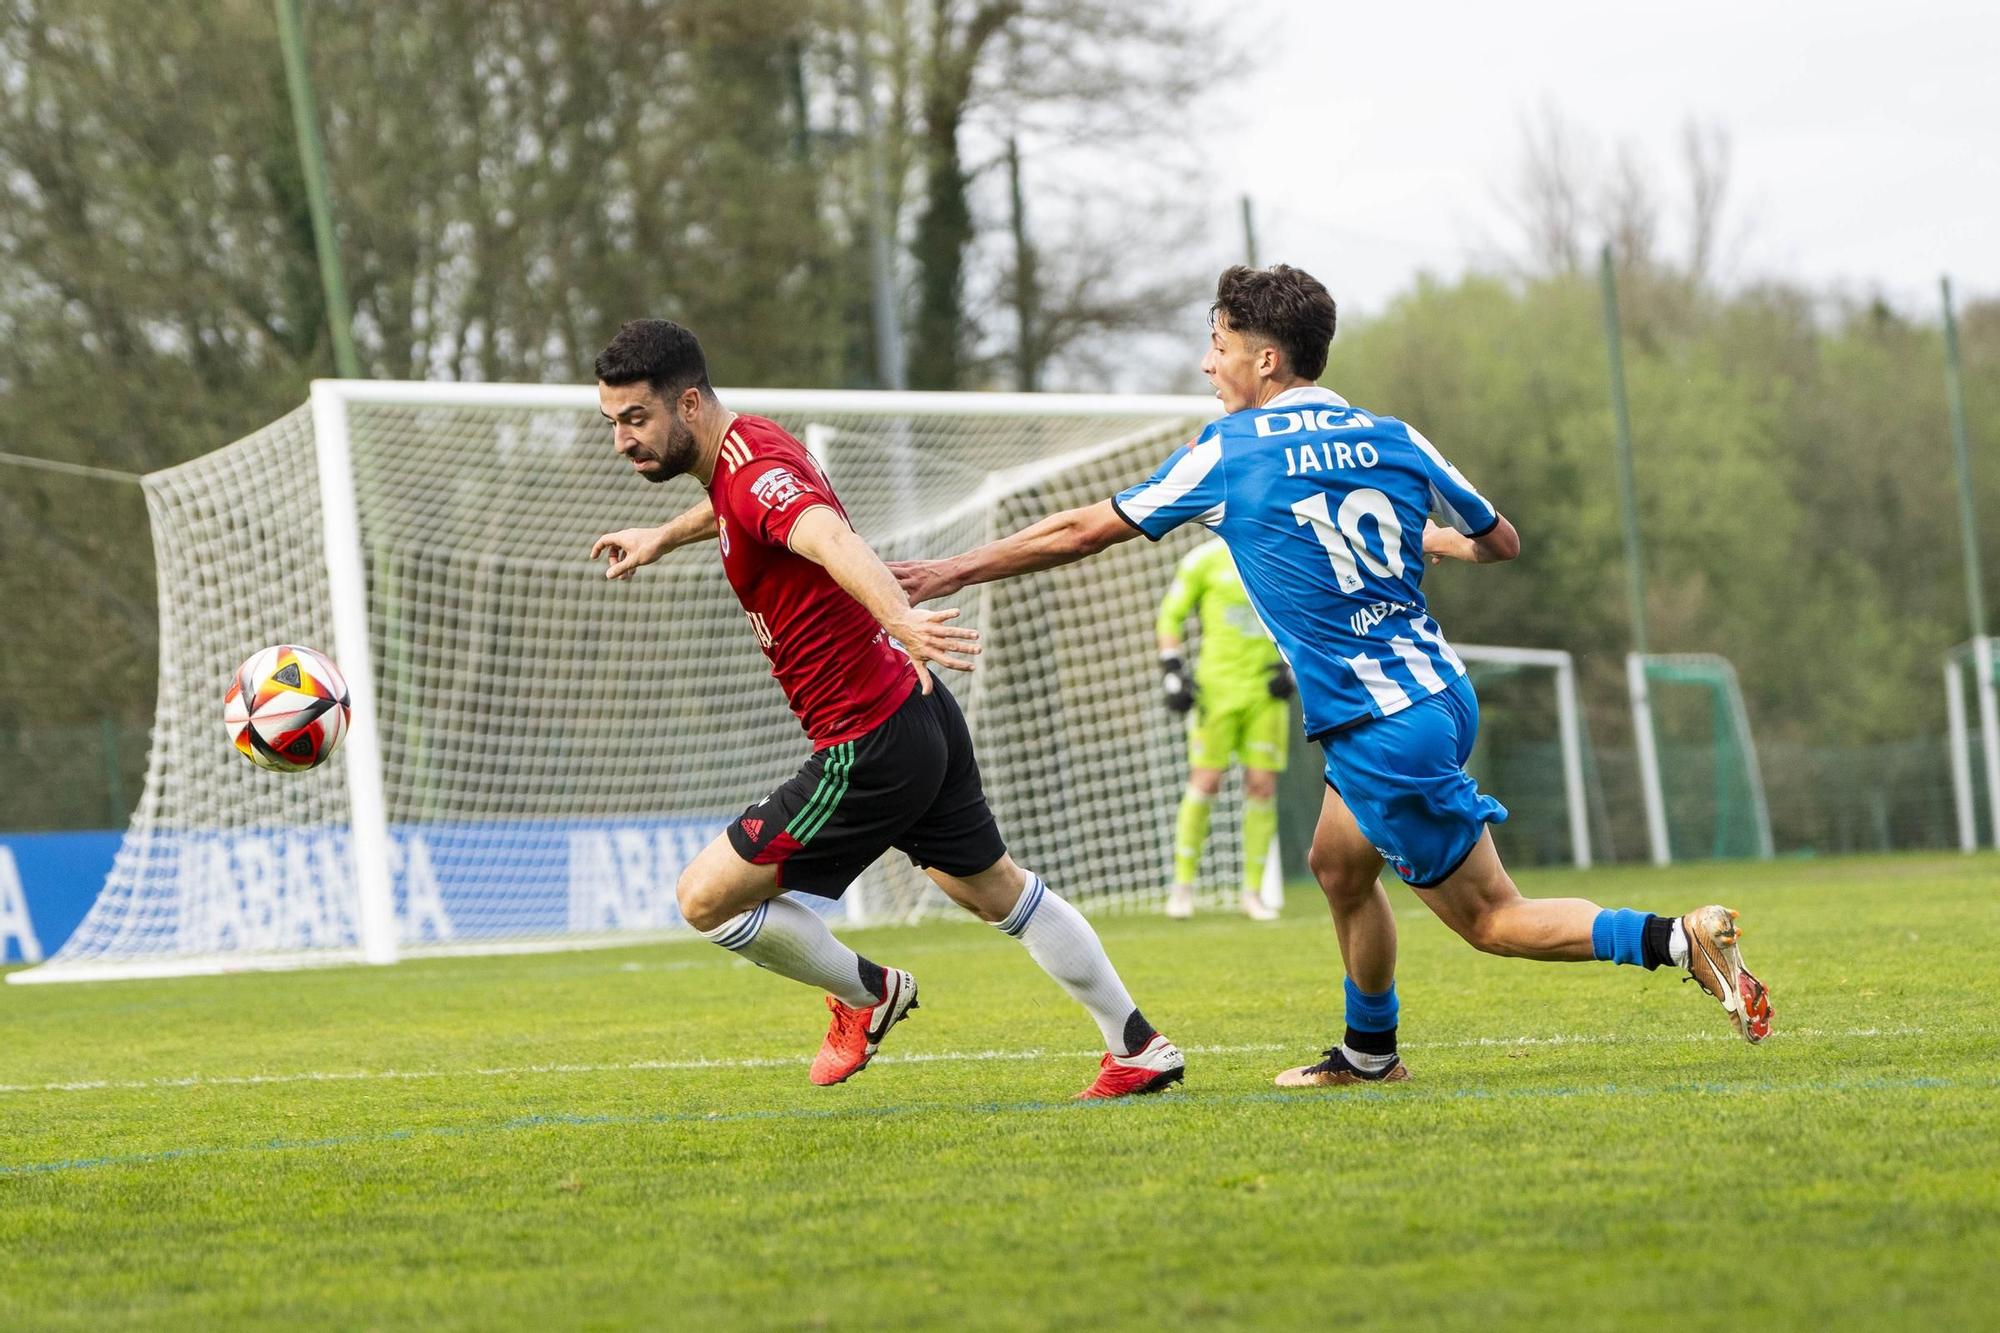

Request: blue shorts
left=1320, top=674, right=1508, bottom=888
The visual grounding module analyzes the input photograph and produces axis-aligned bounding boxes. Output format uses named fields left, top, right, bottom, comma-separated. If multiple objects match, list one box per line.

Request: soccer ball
left=222, top=644, right=352, bottom=773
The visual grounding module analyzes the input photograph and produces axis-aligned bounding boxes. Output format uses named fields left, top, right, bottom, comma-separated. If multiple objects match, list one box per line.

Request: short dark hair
left=1210, top=265, right=1337, bottom=381
left=594, top=319, right=714, bottom=400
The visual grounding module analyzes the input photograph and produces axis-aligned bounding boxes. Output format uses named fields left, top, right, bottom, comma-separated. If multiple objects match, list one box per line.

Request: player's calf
left=976, top=867, right=1186, bottom=1097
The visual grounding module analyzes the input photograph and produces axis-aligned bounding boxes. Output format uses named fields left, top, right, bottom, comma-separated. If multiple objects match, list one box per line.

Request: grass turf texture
left=3, top=853, right=1995, bottom=1331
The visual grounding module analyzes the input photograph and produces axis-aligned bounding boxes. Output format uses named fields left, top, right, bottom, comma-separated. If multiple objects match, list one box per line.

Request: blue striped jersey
left=1112, top=386, right=1498, bottom=737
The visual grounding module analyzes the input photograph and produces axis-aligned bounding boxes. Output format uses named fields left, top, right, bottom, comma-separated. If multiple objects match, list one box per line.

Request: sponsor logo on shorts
left=740, top=817, right=764, bottom=841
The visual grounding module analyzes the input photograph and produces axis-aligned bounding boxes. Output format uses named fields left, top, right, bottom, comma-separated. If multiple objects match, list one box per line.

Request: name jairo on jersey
left=1112, top=386, right=1497, bottom=739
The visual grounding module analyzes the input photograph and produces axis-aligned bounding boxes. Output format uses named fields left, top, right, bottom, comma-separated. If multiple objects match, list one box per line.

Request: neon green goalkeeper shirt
left=1156, top=538, right=1282, bottom=713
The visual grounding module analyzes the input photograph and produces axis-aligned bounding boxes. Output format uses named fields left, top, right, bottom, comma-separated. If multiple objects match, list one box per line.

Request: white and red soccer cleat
left=1682, top=905, right=1773, bottom=1044
left=809, top=967, right=918, bottom=1086
left=1074, top=1033, right=1186, bottom=1099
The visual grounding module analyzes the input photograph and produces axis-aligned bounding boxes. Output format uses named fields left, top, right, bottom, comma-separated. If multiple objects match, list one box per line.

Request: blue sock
left=1591, top=908, right=1650, bottom=966
left=1342, top=975, right=1399, bottom=1050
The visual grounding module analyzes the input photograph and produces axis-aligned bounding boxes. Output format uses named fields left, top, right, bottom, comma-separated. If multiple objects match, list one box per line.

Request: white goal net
left=15, top=383, right=1228, bottom=982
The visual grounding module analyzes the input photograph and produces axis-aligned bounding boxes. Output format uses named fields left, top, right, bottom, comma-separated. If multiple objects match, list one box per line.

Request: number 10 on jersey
left=1292, top=489, right=1406, bottom=592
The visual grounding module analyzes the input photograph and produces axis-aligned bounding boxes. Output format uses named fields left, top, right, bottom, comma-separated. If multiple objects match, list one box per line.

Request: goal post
left=311, top=382, right=396, bottom=965
left=1943, top=637, right=2000, bottom=851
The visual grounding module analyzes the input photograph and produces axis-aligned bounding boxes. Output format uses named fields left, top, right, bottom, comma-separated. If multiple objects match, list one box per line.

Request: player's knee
left=952, top=855, right=1025, bottom=923
left=1309, top=845, right=1374, bottom=906
left=677, top=869, right=729, bottom=934
left=1244, top=770, right=1278, bottom=801
left=1187, top=769, right=1224, bottom=798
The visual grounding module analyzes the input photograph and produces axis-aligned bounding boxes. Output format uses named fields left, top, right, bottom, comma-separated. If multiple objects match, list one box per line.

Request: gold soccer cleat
left=1681, top=905, right=1773, bottom=1044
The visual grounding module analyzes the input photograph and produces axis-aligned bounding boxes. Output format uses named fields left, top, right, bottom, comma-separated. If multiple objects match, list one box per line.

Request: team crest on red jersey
left=750, top=467, right=807, bottom=510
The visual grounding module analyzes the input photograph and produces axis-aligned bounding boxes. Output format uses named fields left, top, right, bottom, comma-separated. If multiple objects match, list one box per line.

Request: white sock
left=1668, top=918, right=1689, bottom=968
left=997, top=871, right=1151, bottom=1056
left=700, top=895, right=878, bottom=1007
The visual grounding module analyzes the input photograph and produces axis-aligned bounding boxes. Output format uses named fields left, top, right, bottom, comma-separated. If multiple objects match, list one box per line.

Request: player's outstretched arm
left=889, top=500, right=1138, bottom=604
left=1423, top=515, right=1521, bottom=565
left=786, top=505, right=981, bottom=694
left=591, top=498, right=717, bottom=579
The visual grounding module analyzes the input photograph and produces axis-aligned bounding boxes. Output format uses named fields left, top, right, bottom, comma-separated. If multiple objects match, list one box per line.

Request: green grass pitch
left=3, top=853, right=1996, bottom=1330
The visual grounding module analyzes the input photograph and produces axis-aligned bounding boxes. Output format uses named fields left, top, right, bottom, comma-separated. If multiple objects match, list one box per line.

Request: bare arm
left=786, top=505, right=981, bottom=692
left=1423, top=515, right=1521, bottom=565
left=890, top=499, right=1140, bottom=604
left=591, top=498, right=716, bottom=580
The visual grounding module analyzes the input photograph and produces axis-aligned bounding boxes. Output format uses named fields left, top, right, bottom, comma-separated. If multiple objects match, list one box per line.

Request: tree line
left=1, top=1, right=1994, bottom=833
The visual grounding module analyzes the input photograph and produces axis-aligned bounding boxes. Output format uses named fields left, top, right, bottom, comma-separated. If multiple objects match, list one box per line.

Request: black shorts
left=726, top=679, right=1007, bottom=897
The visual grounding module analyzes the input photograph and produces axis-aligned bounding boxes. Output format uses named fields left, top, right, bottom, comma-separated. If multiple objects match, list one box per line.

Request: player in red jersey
left=589, top=320, right=1182, bottom=1098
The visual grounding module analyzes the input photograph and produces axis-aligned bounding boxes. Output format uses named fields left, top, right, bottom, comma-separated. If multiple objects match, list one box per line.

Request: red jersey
left=708, top=414, right=917, bottom=748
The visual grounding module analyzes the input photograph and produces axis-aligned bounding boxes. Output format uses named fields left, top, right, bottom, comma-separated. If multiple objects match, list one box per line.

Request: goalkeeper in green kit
left=1157, top=537, right=1294, bottom=921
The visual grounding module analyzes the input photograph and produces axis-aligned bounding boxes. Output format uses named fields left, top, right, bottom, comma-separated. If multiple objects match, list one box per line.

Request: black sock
left=856, top=956, right=887, bottom=1002
left=1121, top=1009, right=1158, bottom=1056
left=1640, top=915, right=1674, bottom=972
left=1344, top=1024, right=1397, bottom=1057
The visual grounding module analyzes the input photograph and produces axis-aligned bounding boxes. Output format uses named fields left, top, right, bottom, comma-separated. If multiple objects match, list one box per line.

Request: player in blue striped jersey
left=893, top=265, right=1772, bottom=1084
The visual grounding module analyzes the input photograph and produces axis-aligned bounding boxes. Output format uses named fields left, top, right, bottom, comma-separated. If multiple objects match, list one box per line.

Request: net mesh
left=1641, top=654, right=1774, bottom=861
left=63, top=405, right=364, bottom=967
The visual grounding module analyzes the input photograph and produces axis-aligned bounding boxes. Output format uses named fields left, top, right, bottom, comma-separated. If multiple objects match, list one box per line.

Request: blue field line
left=2, top=1072, right=1992, bottom=1180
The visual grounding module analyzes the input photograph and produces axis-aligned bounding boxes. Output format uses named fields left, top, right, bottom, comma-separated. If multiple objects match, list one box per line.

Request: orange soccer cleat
left=809, top=967, right=918, bottom=1086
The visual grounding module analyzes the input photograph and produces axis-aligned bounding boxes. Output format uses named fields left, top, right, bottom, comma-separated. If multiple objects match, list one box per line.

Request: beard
left=638, top=417, right=699, bottom=482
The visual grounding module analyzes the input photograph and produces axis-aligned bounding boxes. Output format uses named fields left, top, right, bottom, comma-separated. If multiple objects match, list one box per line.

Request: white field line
left=0, top=1026, right=1921, bottom=1097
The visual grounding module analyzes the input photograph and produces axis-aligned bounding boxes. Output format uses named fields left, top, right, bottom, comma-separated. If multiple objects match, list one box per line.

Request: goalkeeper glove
left=1161, top=652, right=1195, bottom=714
left=1268, top=660, right=1296, bottom=700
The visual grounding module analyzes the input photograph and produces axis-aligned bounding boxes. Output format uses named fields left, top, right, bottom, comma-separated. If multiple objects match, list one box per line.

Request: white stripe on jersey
left=1428, top=482, right=1470, bottom=534
left=1406, top=425, right=1492, bottom=536
left=1343, top=653, right=1413, bottom=715
left=1390, top=636, right=1449, bottom=695
left=1120, top=437, right=1224, bottom=528
left=1408, top=614, right=1467, bottom=675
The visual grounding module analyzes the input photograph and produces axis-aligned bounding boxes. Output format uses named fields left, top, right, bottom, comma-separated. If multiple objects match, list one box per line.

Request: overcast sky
left=1198, top=0, right=1997, bottom=322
